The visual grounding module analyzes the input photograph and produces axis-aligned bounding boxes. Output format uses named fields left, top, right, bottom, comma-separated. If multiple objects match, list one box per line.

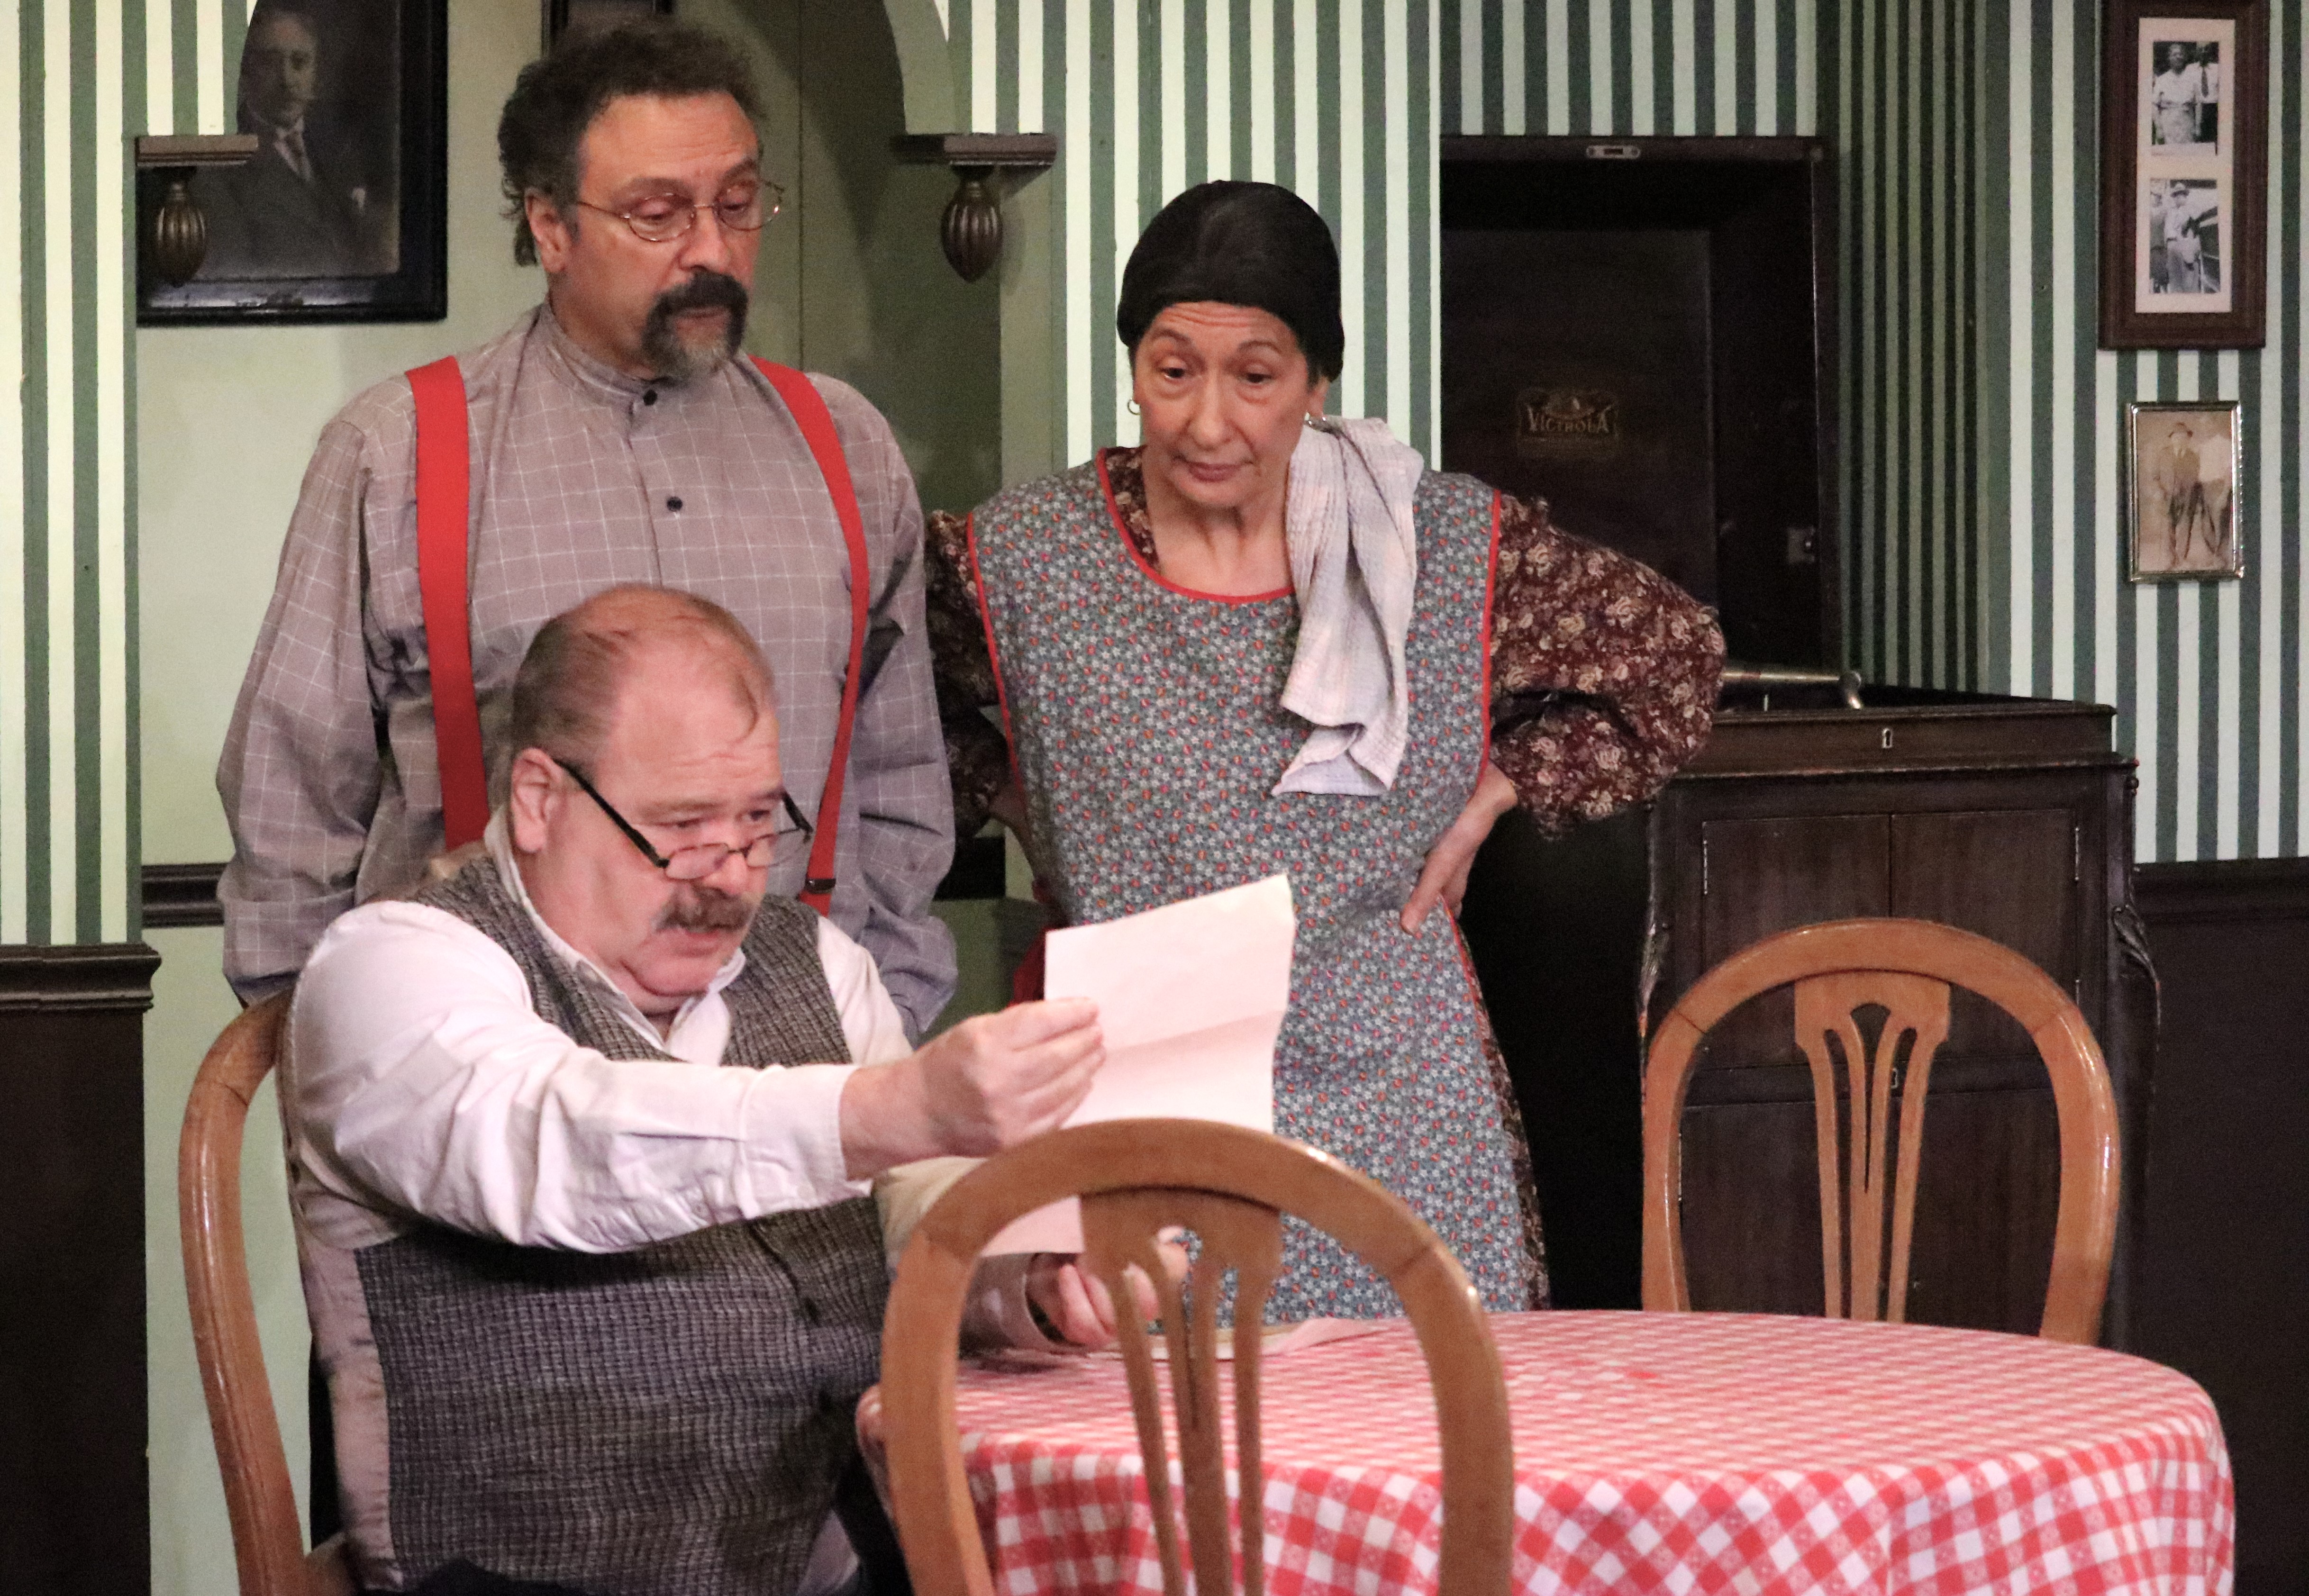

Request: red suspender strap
left=407, top=357, right=491, bottom=850
left=750, top=357, right=871, bottom=917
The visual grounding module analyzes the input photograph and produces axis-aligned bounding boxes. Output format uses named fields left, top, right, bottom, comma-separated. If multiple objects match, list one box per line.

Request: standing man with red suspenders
left=218, top=21, right=957, bottom=1035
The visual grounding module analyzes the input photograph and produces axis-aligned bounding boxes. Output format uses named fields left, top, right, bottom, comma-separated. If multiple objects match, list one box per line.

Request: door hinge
left=1701, top=835, right=1710, bottom=896
left=2073, top=822, right=2082, bottom=883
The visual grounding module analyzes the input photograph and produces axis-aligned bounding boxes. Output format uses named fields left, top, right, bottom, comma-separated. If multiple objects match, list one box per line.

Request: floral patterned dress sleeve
left=1487, top=494, right=1727, bottom=829
left=923, top=508, right=1013, bottom=839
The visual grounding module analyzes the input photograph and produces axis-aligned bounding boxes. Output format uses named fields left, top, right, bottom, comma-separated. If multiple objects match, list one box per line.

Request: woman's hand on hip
left=1401, top=759, right=1519, bottom=933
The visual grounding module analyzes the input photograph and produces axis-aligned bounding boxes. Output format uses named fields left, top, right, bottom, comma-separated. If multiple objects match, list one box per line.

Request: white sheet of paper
left=985, top=874, right=1295, bottom=1255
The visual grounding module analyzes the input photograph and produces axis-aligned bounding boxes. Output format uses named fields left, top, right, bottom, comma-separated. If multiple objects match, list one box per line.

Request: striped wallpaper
left=2, top=0, right=248, bottom=947
left=1982, top=0, right=2305, bottom=862
left=927, top=0, right=2305, bottom=864
left=5, top=0, right=151, bottom=948
left=1436, top=0, right=1818, bottom=138
left=1831, top=0, right=1981, bottom=706
left=940, top=0, right=1441, bottom=464
left=3, top=3, right=2296, bottom=952
left=936, top=0, right=1818, bottom=464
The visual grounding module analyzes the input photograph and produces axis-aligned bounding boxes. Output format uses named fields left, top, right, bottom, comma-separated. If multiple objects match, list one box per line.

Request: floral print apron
left=967, top=454, right=1538, bottom=1317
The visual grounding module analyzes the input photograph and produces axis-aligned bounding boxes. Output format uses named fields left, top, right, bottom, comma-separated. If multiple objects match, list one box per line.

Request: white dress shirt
left=284, top=820, right=1063, bottom=1596
left=283, top=814, right=913, bottom=1253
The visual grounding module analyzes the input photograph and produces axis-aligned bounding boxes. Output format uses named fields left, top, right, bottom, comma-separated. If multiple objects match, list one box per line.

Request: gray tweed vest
left=352, top=857, right=886, bottom=1596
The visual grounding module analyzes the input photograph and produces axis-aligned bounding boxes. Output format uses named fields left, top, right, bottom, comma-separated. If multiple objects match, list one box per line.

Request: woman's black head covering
left=1116, top=181, right=1345, bottom=381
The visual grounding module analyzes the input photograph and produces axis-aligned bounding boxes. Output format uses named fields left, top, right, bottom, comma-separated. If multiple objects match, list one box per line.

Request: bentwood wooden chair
left=879, top=1120, right=1516, bottom=1596
left=1641, top=918, right=2121, bottom=1344
left=180, top=991, right=357, bottom=1596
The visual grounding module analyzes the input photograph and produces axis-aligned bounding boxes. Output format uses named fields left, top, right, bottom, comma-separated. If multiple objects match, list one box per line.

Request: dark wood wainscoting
left=139, top=862, right=224, bottom=928
left=2131, top=857, right=2309, bottom=1596
left=0, top=942, right=161, bottom=1596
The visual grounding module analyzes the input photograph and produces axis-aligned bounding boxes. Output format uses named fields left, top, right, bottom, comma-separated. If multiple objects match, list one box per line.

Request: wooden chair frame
left=1642, top=918, right=2121, bottom=1344
left=180, top=991, right=356, bottom=1596
left=879, top=1119, right=1516, bottom=1596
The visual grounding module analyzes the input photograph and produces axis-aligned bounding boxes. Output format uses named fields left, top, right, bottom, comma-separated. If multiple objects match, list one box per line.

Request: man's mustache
left=651, top=270, right=749, bottom=323
left=655, top=886, right=754, bottom=935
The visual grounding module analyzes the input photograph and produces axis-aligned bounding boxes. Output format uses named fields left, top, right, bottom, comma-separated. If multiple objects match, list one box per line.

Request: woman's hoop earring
left=1126, top=399, right=1141, bottom=416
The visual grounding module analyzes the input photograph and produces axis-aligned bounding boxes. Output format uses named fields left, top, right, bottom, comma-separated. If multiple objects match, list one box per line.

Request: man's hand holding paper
left=986, top=873, right=1296, bottom=1253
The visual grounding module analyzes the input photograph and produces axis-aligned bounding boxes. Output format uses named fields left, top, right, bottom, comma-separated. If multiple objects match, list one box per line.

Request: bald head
left=511, top=584, right=775, bottom=772
left=504, top=586, right=793, bottom=1017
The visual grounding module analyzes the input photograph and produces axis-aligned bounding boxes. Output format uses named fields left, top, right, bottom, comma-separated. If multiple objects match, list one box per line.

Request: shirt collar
left=534, top=301, right=658, bottom=405
left=531, top=301, right=759, bottom=412
left=483, top=808, right=748, bottom=1040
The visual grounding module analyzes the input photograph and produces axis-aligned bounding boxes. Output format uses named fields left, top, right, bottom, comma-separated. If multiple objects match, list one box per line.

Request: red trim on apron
left=1096, top=448, right=1294, bottom=604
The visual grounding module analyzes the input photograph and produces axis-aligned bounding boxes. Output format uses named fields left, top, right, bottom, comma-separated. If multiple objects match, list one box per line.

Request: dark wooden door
left=1439, top=138, right=1837, bottom=664
left=1439, top=225, right=1719, bottom=600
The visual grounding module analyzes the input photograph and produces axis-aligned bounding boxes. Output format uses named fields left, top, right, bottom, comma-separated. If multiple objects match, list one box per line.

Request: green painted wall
left=3, top=0, right=140, bottom=944
left=693, top=0, right=1006, bottom=514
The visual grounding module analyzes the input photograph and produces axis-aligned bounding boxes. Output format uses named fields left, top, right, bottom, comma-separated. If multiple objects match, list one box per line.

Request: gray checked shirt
left=218, top=305, right=957, bottom=1033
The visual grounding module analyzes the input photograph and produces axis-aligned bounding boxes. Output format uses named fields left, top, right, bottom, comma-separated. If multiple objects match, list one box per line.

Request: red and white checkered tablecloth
left=864, top=1310, right=2232, bottom=1596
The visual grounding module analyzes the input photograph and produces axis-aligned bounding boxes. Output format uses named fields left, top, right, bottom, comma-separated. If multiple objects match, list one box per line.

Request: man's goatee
left=641, top=270, right=749, bottom=381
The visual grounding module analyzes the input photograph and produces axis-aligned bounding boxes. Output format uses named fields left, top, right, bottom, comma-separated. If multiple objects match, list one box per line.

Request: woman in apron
left=927, top=181, right=1723, bottom=1319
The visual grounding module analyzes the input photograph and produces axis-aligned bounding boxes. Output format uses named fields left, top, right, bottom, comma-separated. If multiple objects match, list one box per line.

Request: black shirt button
left=642, top=389, right=658, bottom=406
left=665, top=496, right=683, bottom=512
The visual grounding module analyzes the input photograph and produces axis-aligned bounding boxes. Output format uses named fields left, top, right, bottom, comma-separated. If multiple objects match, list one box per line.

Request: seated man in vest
left=284, top=585, right=1112, bottom=1596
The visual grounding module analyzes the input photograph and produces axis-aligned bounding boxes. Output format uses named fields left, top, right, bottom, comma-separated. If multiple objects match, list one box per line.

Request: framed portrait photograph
left=137, top=0, right=446, bottom=324
left=2127, top=401, right=2244, bottom=581
left=2098, top=0, right=2267, bottom=348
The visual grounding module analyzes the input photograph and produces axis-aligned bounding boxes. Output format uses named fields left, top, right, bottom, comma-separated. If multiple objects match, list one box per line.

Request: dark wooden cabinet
left=1460, top=686, right=2155, bottom=1342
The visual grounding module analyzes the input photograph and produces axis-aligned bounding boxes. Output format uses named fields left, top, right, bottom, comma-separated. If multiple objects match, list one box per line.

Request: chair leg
left=309, top=1347, right=344, bottom=1546
left=835, top=1451, right=914, bottom=1596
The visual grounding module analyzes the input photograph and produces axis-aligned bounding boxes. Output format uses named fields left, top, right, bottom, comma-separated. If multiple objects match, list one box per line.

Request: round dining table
left=860, top=1309, right=2233, bottom=1596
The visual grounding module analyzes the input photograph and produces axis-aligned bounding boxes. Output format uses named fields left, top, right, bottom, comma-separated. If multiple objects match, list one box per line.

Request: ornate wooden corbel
left=134, top=134, right=258, bottom=287
left=891, top=134, right=1059, bottom=283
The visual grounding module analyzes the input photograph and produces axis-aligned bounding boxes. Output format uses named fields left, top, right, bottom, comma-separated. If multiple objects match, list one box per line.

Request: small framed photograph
left=2127, top=401, right=2243, bottom=581
left=137, top=0, right=445, bottom=324
left=2099, top=0, right=2267, bottom=348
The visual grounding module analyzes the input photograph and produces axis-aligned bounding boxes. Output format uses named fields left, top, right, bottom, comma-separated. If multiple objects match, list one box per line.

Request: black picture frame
left=545, top=0, right=675, bottom=51
left=137, top=0, right=446, bottom=325
left=2098, top=0, right=2268, bottom=349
